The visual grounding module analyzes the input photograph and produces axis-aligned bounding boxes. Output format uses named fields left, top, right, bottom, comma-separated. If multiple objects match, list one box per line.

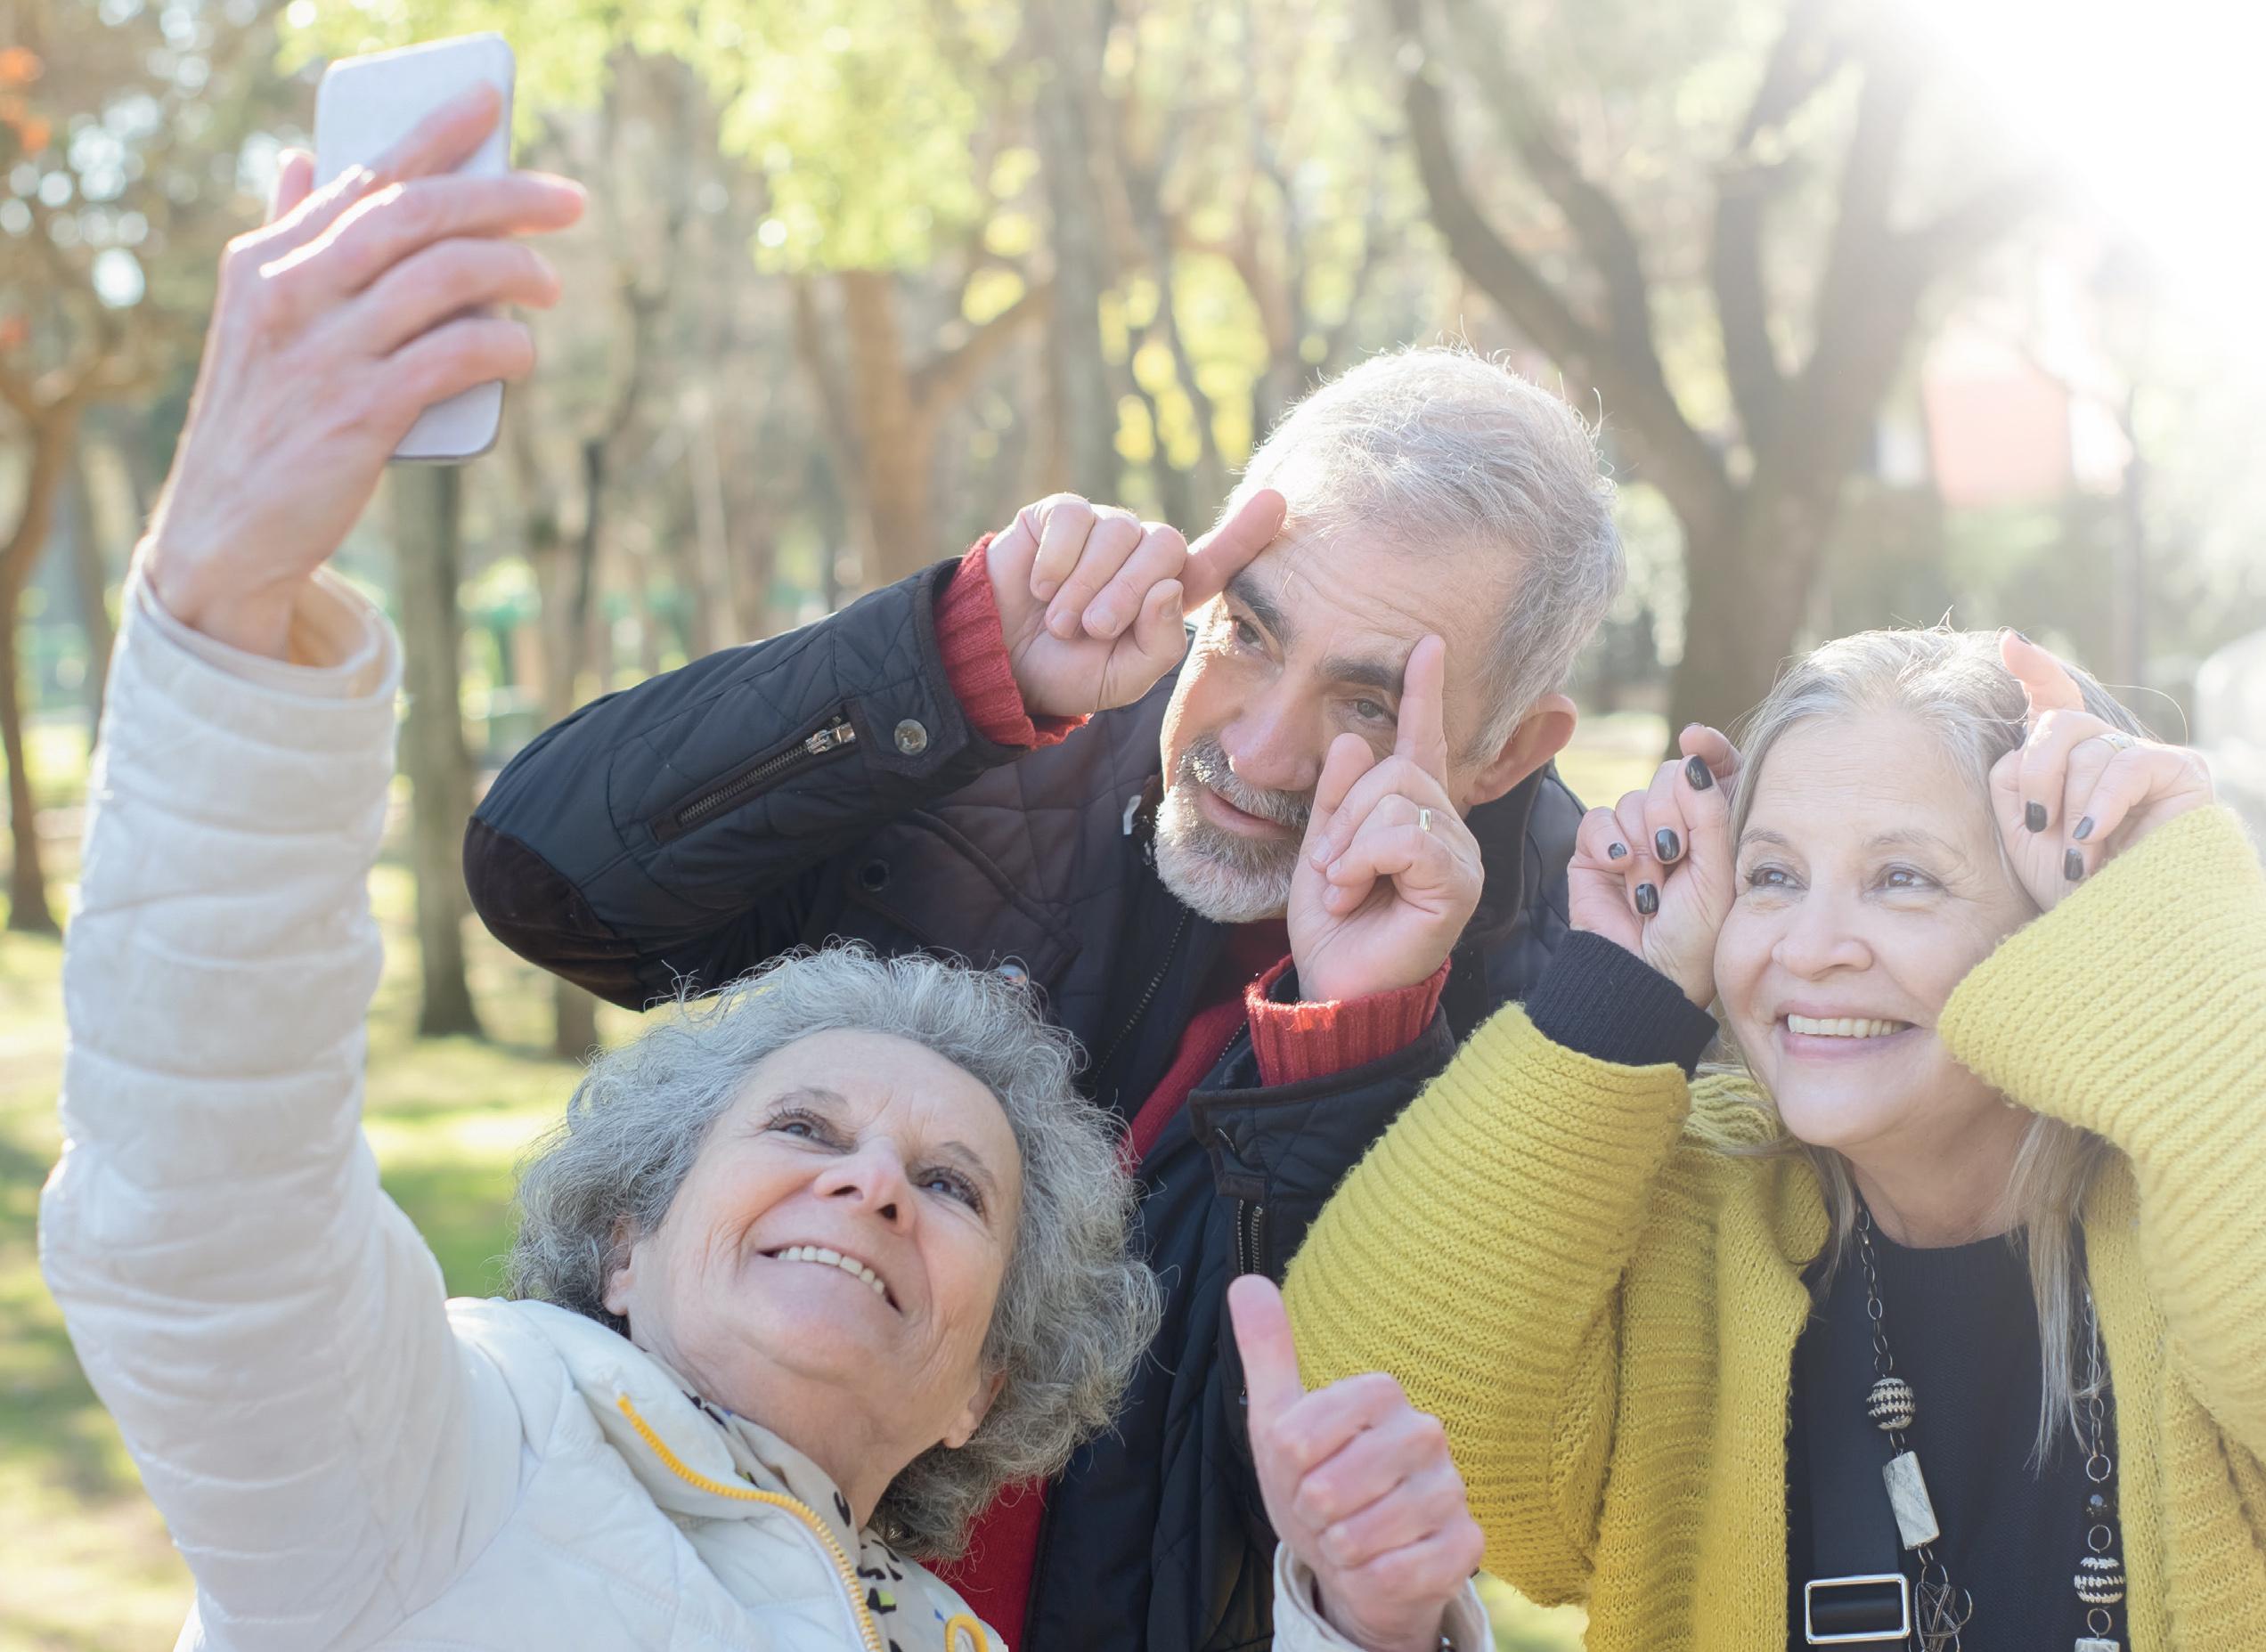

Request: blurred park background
left=5, top=0, right=2266, bottom=1644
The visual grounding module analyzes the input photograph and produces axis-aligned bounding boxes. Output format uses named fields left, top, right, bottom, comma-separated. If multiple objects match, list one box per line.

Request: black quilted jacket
left=464, top=556, right=1583, bottom=1652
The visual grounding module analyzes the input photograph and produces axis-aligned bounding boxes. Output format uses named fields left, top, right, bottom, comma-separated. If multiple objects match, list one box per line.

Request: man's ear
left=941, top=1367, right=1010, bottom=1451
left=1461, top=692, right=1577, bottom=811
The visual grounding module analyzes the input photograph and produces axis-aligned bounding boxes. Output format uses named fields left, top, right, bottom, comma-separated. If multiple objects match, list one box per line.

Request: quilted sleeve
left=39, top=574, right=518, bottom=1649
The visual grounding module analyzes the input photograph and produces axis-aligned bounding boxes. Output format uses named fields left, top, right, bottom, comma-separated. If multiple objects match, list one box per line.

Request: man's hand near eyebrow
left=1286, top=636, right=1485, bottom=1003
left=985, top=489, right=1286, bottom=718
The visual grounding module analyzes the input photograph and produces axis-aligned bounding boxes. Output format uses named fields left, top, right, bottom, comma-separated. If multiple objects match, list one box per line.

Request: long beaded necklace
left=1852, top=1207, right=2128, bottom=1652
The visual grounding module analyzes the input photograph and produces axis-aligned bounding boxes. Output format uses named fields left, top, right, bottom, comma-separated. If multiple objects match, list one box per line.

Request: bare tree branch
left=1757, top=22, right=1924, bottom=497
left=1433, top=0, right=1660, bottom=371
left=1386, top=0, right=1733, bottom=530
left=911, top=278, right=1053, bottom=411
left=1906, top=167, right=2058, bottom=270
left=1710, top=0, right=1845, bottom=452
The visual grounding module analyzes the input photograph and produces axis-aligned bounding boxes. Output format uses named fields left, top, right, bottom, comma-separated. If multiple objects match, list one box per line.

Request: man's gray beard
left=1152, top=740, right=1308, bottom=924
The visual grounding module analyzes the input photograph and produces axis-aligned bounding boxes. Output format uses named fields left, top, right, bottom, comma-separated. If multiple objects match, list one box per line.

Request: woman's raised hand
left=143, top=85, right=584, bottom=658
left=1567, top=725, right=1738, bottom=1009
left=1990, top=632, right=2214, bottom=914
left=1229, top=1276, right=1483, bottom=1652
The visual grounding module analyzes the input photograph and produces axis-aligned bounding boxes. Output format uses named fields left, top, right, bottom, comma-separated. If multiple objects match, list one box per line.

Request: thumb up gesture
left=1229, top=1276, right=1485, bottom=1652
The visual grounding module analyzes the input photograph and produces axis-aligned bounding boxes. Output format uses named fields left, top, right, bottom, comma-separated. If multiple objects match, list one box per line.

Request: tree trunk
left=392, top=466, right=485, bottom=1038
left=835, top=271, right=938, bottom=590
left=684, top=403, right=742, bottom=655
left=506, top=411, right=604, bottom=1059
left=65, top=442, right=115, bottom=732
left=1027, top=0, right=1119, bottom=499
left=1664, top=491, right=1829, bottom=739
left=0, top=409, right=78, bottom=935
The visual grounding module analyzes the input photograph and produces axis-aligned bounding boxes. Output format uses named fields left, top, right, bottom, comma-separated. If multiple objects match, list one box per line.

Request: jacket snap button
left=858, top=859, right=890, bottom=891
left=893, top=719, right=929, bottom=755
left=996, top=961, right=1030, bottom=984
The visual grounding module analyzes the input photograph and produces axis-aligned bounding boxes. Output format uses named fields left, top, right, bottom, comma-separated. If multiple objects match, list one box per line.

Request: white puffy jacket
left=39, top=577, right=1482, bottom=1652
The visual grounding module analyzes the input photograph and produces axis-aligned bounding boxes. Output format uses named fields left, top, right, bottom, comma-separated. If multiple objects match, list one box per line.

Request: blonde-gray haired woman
left=1277, top=626, right=2264, bottom=1651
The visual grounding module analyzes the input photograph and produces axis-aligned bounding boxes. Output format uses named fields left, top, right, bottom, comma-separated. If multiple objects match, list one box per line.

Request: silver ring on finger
left=2084, top=730, right=2137, bottom=753
left=1417, top=807, right=1432, bottom=834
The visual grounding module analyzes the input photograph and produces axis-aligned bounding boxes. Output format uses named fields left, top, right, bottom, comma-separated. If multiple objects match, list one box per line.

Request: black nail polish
left=1635, top=883, right=1659, bottom=916
left=1607, top=842, right=1628, bottom=860
left=1655, top=827, right=1682, bottom=862
left=2064, top=848, right=2085, bottom=883
left=1684, top=755, right=1714, bottom=792
left=2025, top=802, right=2048, bottom=833
left=2073, top=816, right=2095, bottom=842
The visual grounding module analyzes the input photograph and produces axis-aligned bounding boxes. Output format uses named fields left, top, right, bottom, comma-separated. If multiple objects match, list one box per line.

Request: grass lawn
left=1, top=709, right=1645, bottom=1651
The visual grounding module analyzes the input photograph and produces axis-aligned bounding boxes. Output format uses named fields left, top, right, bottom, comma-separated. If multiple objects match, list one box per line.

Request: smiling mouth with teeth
left=766, top=1244, right=894, bottom=1307
left=1783, top=1014, right=1911, bottom=1039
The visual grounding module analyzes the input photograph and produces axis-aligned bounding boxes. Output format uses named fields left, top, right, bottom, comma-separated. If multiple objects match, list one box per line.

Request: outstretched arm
left=40, top=579, right=517, bottom=1648
left=39, top=102, right=577, bottom=1648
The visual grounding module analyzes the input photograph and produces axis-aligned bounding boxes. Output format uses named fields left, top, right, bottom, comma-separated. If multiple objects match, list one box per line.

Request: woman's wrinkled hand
left=142, top=84, right=584, bottom=658
left=1991, top=631, right=2214, bottom=915
left=1567, top=724, right=1739, bottom=1008
left=1230, top=1275, right=1483, bottom=1652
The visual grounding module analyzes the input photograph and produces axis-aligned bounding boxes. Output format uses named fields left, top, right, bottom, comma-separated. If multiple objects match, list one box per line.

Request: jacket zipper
left=665, top=714, right=859, bottom=839
left=615, top=1395, right=887, bottom=1652
left=1235, top=1200, right=1267, bottom=1279
left=1095, top=905, right=1192, bottom=1084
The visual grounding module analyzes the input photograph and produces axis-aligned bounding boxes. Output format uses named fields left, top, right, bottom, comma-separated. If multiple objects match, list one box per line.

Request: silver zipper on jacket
left=1235, top=1200, right=1267, bottom=1278
left=667, top=715, right=859, bottom=838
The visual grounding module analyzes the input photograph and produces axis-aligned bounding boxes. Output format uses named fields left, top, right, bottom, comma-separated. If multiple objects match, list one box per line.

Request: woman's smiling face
left=602, top=1028, right=1024, bottom=1461
left=1713, top=711, right=2038, bottom=1160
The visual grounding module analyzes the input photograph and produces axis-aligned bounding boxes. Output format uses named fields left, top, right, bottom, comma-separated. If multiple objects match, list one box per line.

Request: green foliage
left=282, top=0, right=1020, bottom=270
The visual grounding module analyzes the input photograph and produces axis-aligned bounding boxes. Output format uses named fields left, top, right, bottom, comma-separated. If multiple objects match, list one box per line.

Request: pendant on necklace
left=2075, top=1640, right=2120, bottom=1651
left=1882, top=1450, right=1941, bottom=1550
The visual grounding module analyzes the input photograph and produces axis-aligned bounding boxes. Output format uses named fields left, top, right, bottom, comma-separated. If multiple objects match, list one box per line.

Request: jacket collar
left=514, top=1299, right=866, bottom=1547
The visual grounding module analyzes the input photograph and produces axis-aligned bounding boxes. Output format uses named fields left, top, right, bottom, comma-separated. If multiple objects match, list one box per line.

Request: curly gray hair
left=507, top=948, right=1162, bottom=1559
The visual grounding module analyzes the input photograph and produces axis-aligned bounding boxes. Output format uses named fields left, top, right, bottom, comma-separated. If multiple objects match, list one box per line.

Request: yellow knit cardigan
left=1284, top=805, right=2266, bottom=1650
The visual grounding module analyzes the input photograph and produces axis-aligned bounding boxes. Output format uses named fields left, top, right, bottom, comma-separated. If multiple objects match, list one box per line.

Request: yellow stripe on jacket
left=1284, top=805, right=2266, bottom=1651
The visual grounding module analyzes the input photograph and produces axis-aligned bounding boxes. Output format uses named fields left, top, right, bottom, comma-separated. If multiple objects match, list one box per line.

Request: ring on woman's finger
left=2083, top=730, right=2137, bottom=753
left=1417, top=808, right=1432, bottom=834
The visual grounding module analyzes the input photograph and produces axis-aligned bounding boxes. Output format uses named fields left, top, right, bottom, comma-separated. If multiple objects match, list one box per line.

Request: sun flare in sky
left=1899, top=0, right=2266, bottom=372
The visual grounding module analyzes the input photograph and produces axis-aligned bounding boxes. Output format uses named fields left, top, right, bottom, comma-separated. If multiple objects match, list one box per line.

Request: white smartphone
left=314, top=33, right=517, bottom=463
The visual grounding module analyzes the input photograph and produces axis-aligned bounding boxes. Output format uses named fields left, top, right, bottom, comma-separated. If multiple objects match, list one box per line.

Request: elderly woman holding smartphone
left=1282, top=625, right=2265, bottom=1650
left=39, top=88, right=1491, bottom=1652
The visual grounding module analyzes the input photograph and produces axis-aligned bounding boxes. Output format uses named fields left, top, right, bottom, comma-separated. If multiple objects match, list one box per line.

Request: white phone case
left=314, top=34, right=516, bottom=463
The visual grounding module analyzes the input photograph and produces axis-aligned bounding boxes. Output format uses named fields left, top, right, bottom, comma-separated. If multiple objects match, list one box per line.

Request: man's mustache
left=1178, top=736, right=1311, bottom=834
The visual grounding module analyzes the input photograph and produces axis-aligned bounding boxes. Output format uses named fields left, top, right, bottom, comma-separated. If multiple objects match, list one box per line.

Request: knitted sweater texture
left=1283, top=805, right=2266, bottom=1650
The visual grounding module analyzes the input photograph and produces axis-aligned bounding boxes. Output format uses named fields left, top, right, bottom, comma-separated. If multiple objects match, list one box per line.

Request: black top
left=1786, top=1228, right=2110, bottom=1652
left=1522, top=933, right=2122, bottom=1651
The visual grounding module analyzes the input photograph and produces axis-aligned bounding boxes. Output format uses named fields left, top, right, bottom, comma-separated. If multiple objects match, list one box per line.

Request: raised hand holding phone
left=314, top=34, right=520, bottom=462
left=142, top=67, right=584, bottom=660
left=1229, top=1275, right=1485, bottom=1652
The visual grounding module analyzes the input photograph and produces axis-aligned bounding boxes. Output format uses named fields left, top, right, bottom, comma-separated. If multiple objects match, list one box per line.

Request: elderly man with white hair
left=469, top=341, right=1626, bottom=1652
